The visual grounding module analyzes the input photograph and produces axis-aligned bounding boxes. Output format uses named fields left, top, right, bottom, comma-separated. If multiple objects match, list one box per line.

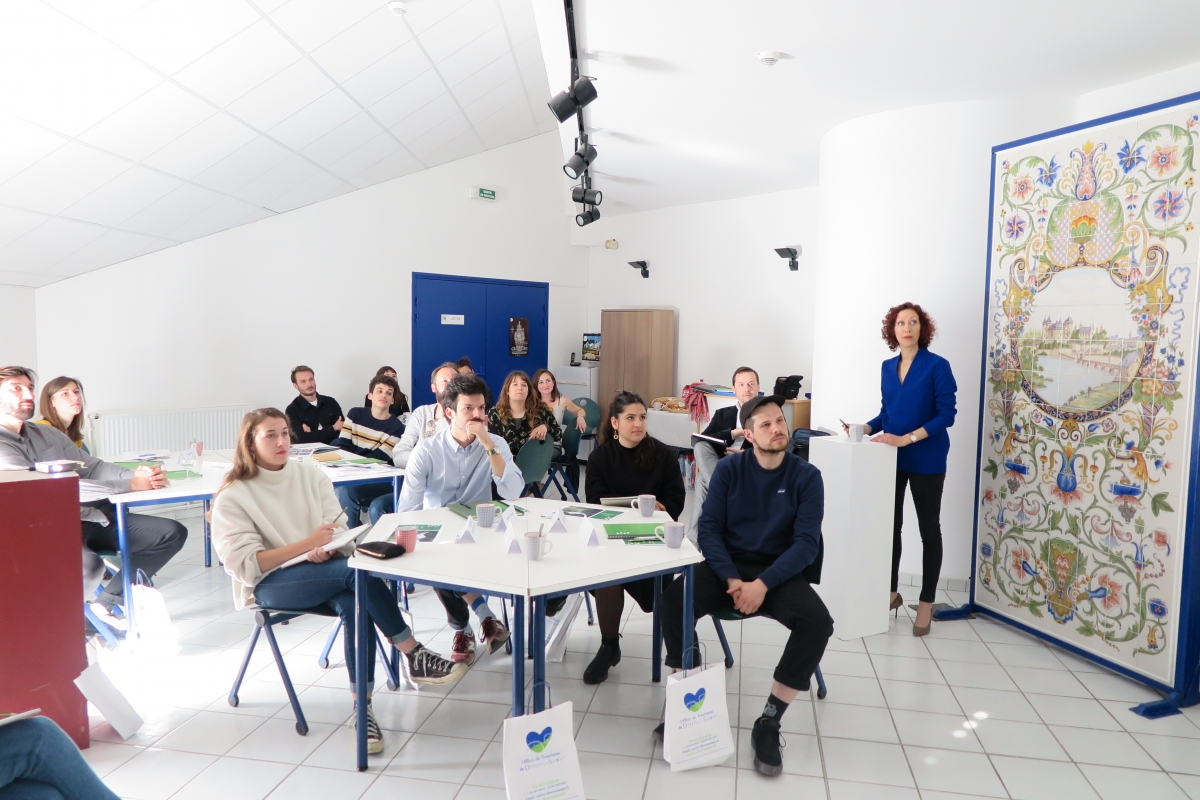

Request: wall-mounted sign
left=509, top=317, right=529, bottom=356
left=468, top=186, right=497, bottom=201
left=441, top=314, right=465, bottom=325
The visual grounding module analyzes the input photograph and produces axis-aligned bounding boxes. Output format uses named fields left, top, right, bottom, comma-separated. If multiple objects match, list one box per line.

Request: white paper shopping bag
left=503, top=701, right=585, bottom=800
left=663, top=663, right=735, bottom=771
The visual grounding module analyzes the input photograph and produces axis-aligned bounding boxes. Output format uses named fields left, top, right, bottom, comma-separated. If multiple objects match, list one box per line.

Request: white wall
left=0, top=285, right=36, bottom=370
left=578, top=187, right=820, bottom=396
left=811, top=99, right=1074, bottom=585
left=1078, top=59, right=1200, bottom=122
left=35, top=133, right=589, bottom=414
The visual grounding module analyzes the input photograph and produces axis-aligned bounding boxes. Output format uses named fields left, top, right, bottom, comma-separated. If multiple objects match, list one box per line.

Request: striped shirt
left=330, top=407, right=405, bottom=461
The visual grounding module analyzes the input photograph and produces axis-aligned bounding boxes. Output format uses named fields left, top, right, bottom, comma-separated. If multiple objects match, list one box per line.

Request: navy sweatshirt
left=697, top=450, right=823, bottom=589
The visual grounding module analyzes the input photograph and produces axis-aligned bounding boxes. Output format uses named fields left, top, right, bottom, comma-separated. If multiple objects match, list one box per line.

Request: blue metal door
left=411, top=273, right=549, bottom=408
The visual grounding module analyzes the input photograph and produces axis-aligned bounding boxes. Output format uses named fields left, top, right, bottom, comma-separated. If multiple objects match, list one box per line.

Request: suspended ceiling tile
left=78, top=82, right=217, bottom=162
left=390, top=93, right=462, bottom=144
left=502, top=5, right=538, bottom=46
left=227, top=59, right=335, bottom=132
left=142, top=113, right=258, bottom=178
left=270, top=0, right=382, bottom=52
left=190, top=136, right=294, bottom=194
left=341, top=39, right=430, bottom=108
left=45, top=228, right=161, bottom=277
left=0, top=115, right=69, bottom=185
left=119, top=183, right=225, bottom=237
left=0, top=217, right=106, bottom=272
left=268, top=89, right=361, bottom=152
left=405, top=0, right=475, bottom=36
left=309, top=7, right=410, bottom=83
left=132, top=237, right=178, bottom=258
left=266, top=170, right=354, bottom=213
left=408, top=113, right=473, bottom=161
left=105, top=0, right=259, bottom=76
left=350, top=149, right=423, bottom=189
left=423, top=128, right=486, bottom=168
left=231, top=154, right=321, bottom=206
left=0, top=3, right=160, bottom=136
left=462, top=74, right=525, bottom=126
left=0, top=144, right=132, bottom=215
left=0, top=207, right=51, bottom=251
left=172, top=20, right=302, bottom=107
left=0, top=269, right=61, bottom=287
left=513, top=33, right=546, bottom=74
left=167, top=196, right=271, bottom=240
left=42, top=0, right=152, bottom=31
left=369, top=70, right=447, bottom=130
left=301, top=112, right=386, bottom=167
left=478, top=110, right=538, bottom=150
left=327, top=133, right=404, bottom=181
left=60, top=165, right=184, bottom=227
left=452, top=53, right=518, bottom=109
left=419, top=0, right=498, bottom=62
left=439, top=26, right=511, bottom=89
left=522, top=61, right=553, bottom=103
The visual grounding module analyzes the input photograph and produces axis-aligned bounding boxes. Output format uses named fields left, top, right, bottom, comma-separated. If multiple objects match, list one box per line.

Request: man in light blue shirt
left=398, top=373, right=522, bottom=662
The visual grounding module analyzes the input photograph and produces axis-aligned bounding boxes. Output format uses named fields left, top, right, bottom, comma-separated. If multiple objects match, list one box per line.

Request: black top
left=362, top=396, right=410, bottom=418
left=285, top=394, right=344, bottom=444
left=700, top=405, right=744, bottom=457
left=585, top=437, right=686, bottom=521
left=488, top=405, right=562, bottom=455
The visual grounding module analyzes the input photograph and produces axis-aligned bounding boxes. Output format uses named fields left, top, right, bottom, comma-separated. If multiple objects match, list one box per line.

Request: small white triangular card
left=504, top=528, right=523, bottom=554
left=546, top=508, right=569, bottom=533
left=495, top=506, right=517, bottom=533
left=456, top=517, right=477, bottom=544
left=577, top=519, right=602, bottom=547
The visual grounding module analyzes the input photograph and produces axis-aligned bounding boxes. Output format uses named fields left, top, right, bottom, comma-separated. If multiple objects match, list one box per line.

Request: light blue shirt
left=397, top=428, right=525, bottom=511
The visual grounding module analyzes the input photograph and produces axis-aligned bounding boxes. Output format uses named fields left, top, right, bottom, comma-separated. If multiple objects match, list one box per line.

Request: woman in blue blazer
left=848, top=303, right=957, bottom=636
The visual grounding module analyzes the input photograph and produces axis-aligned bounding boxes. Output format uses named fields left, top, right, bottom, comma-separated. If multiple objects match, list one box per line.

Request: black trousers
left=435, top=588, right=473, bottom=631
left=661, top=558, right=833, bottom=691
left=81, top=505, right=188, bottom=607
left=892, top=470, right=946, bottom=604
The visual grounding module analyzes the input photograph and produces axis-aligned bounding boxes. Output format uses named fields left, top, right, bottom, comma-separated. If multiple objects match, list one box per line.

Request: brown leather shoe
left=480, top=617, right=510, bottom=654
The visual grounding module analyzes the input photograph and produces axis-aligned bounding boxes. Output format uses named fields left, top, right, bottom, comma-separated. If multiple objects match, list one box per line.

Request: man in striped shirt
left=331, top=375, right=406, bottom=523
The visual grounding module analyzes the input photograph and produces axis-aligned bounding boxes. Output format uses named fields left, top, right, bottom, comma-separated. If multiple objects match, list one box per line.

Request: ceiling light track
left=551, top=0, right=605, bottom=221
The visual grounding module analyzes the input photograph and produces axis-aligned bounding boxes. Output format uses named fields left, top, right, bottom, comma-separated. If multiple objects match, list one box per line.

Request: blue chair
left=710, top=612, right=827, bottom=698
left=542, top=424, right=581, bottom=501
left=514, top=438, right=554, bottom=497
left=575, top=397, right=601, bottom=444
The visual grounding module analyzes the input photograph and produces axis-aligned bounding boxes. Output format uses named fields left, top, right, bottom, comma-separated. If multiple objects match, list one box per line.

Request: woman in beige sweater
left=211, top=408, right=464, bottom=754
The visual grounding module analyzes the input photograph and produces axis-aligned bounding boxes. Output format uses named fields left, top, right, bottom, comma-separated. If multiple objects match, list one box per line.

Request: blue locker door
left=411, top=275, right=487, bottom=408
left=484, top=281, right=549, bottom=400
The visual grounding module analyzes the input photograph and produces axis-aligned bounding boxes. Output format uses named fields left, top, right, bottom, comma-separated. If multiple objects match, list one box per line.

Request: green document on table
left=114, top=461, right=163, bottom=469
left=165, top=470, right=202, bottom=480
left=348, top=457, right=386, bottom=464
left=602, top=522, right=662, bottom=542
left=415, top=524, right=441, bottom=542
left=449, top=500, right=526, bottom=518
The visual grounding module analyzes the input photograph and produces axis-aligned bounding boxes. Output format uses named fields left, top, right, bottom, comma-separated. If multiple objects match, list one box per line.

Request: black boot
left=750, top=716, right=784, bottom=776
left=583, top=637, right=621, bottom=684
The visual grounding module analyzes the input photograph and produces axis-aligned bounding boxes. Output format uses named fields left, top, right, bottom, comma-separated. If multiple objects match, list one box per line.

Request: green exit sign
left=468, top=186, right=497, bottom=201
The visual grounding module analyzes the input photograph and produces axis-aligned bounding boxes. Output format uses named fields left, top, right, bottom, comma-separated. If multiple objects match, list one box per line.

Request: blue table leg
left=203, top=499, right=212, bottom=568
left=354, top=569, right=369, bottom=771
left=512, top=594, right=525, bottom=716
left=392, top=475, right=401, bottom=513
left=681, top=565, right=695, bottom=670
left=532, top=595, right=546, bottom=712
left=115, top=502, right=136, bottom=636
left=652, top=575, right=663, bottom=682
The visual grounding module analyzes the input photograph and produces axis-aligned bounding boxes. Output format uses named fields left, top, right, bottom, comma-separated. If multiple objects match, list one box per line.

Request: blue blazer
left=866, top=349, right=957, bottom=474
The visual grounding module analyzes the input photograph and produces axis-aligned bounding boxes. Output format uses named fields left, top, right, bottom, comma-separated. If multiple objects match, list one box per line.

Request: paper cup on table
left=849, top=424, right=865, bottom=442
left=632, top=494, right=656, bottom=517
left=395, top=525, right=418, bottom=552
left=476, top=502, right=497, bottom=527
left=524, top=532, right=553, bottom=561
left=662, top=521, right=686, bottom=549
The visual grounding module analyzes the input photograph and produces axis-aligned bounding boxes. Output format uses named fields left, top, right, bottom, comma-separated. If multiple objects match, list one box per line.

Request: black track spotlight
left=571, top=186, right=603, bottom=205
left=547, top=76, right=598, bottom=123
left=563, top=144, right=597, bottom=179
left=629, top=260, right=649, bottom=278
left=775, top=246, right=800, bottom=271
left=576, top=207, right=601, bottom=227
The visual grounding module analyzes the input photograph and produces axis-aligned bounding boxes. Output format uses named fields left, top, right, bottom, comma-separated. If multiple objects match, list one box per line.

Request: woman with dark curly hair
left=488, top=370, right=561, bottom=454
left=844, top=302, right=957, bottom=636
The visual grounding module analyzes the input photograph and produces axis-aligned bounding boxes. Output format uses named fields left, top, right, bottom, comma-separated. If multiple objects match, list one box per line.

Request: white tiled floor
left=84, top=516, right=1200, bottom=800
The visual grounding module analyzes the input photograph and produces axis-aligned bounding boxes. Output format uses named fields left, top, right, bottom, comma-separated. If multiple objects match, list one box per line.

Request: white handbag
left=663, top=663, right=736, bottom=771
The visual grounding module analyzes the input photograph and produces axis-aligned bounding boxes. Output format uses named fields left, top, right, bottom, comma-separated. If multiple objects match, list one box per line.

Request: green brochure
left=114, top=461, right=163, bottom=469
left=165, top=470, right=203, bottom=480
left=602, top=522, right=663, bottom=540
left=348, top=457, right=386, bottom=464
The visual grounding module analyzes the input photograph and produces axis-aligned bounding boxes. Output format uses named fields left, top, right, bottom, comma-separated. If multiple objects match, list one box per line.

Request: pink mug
left=395, top=525, right=418, bottom=552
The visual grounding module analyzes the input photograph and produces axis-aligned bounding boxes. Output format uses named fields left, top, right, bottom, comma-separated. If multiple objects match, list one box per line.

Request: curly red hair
left=881, top=302, right=936, bottom=351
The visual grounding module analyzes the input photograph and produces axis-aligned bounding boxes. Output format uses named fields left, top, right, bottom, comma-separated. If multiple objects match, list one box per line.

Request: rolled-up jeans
left=0, top=716, right=120, bottom=800
left=253, top=557, right=409, bottom=692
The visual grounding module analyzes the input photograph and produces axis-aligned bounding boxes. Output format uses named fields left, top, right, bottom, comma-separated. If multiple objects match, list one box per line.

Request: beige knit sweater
left=211, top=460, right=351, bottom=609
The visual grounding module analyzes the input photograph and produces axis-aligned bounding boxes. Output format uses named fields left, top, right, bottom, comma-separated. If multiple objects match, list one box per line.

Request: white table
left=808, top=436, right=897, bottom=640
left=646, top=395, right=738, bottom=449
left=349, top=497, right=702, bottom=770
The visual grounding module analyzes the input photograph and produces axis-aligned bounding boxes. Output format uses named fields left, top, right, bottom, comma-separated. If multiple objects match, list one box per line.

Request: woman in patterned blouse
left=488, top=370, right=561, bottom=454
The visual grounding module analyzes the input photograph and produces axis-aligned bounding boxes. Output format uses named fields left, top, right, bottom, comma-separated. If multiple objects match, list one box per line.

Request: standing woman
left=846, top=303, right=957, bottom=636
left=211, top=408, right=464, bottom=755
left=488, top=370, right=561, bottom=454
left=583, top=391, right=686, bottom=683
left=532, top=369, right=589, bottom=433
left=37, top=376, right=88, bottom=451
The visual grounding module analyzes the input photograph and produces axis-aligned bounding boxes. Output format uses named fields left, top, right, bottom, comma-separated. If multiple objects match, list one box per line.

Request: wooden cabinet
left=598, top=309, right=676, bottom=410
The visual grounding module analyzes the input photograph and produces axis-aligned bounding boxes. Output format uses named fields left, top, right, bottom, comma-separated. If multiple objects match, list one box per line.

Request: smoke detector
left=388, top=1, right=408, bottom=15
left=759, top=51, right=781, bottom=67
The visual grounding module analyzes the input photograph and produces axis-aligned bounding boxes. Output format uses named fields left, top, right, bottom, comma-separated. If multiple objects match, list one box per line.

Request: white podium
left=808, top=437, right=897, bottom=640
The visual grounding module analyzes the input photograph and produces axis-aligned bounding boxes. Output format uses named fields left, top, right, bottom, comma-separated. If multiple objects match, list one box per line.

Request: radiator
left=88, top=406, right=257, bottom=459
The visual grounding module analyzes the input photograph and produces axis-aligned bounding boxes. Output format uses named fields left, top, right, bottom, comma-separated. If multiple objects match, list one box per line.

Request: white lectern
left=808, top=437, right=897, bottom=640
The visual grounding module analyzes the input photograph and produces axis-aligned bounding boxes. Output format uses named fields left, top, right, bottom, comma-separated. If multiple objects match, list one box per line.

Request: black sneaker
left=583, top=638, right=621, bottom=685
left=652, top=721, right=664, bottom=742
left=546, top=596, right=567, bottom=616
left=350, top=702, right=384, bottom=754
left=405, top=644, right=467, bottom=686
left=751, top=716, right=784, bottom=776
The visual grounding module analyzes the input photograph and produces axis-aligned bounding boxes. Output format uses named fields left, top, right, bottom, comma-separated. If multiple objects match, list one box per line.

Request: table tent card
left=577, top=519, right=603, bottom=547
left=503, top=701, right=585, bottom=800
left=456, top=517, right=477, bottom=544
left=494, top=506, right=517, bottom=533
left=545, top=508, right=569, bottom=533
left=201, top=460, right=233, bottom=479
left=504, top=527, right=523, bottom=555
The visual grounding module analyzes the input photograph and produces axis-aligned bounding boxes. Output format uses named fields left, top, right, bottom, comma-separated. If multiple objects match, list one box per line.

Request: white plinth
left=808, top=437, right=897, bottom=640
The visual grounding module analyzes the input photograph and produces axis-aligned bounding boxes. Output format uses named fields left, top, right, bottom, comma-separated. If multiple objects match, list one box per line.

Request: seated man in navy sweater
left=331, top=375, right=406, bottom=523
left=660, top=394, right=833, bottom=777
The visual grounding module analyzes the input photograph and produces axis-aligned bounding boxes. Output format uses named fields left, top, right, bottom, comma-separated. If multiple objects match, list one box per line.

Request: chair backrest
left=561, top=422, right=582, bottom=459
left=574, top=397, right=601, bottom=436
left=514, top=437, right=554, bottom=484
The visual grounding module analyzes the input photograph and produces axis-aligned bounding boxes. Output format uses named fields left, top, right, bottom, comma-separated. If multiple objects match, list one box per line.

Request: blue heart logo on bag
left=526, top=727, right=553, bottom=752
left=684, top=688, right=706, bottom=712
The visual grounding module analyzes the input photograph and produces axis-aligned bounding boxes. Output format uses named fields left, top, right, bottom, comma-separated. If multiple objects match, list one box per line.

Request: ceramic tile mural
left=977, top=102, right=1200, bottom=683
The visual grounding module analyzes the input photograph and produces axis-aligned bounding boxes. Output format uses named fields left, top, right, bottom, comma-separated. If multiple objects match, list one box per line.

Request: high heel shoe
left=912, top=621, right=931, bottom=637
left=889, top=594, right=903, bottom=617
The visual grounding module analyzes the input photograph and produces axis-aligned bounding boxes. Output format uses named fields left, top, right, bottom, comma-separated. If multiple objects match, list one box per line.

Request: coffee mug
left=631, top=494, right=656, bottom=517
left=661, top=521, right=686, bottom=549
left=524, top=532, right=554, bottom=561
left=395, top=525, right=418, bottom=552
left=849, top=424, right=865, bottom=443
left=476, top=503, right=497, bottom=527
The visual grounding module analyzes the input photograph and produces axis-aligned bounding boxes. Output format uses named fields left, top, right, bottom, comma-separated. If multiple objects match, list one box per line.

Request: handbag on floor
left=663, top=662, right=735, bottom=771
left=503, top=699, right=585, bottom=800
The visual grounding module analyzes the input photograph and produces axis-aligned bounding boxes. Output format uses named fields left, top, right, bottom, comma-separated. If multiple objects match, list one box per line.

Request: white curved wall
left=811, top=99, right=1072, bottom=586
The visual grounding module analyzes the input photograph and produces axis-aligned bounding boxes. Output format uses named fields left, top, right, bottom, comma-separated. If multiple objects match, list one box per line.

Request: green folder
left=114, top=461, right=163, bottom=469
left=165, top=470, right=203, bottom=480
left=602, top=522, right=663, bottom=540
left=348, top=457, right=386, bottom=464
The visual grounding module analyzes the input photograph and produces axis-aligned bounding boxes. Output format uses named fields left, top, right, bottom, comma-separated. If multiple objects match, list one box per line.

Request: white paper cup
left=476, top=503, right=497, bottom=527
left=662, top=521, right=686, bottom=549
left=849, top=424, right=865, bottom=442
left=631, top=494, right=656, bottom=517
left=524, top=533, right=553, bottom=561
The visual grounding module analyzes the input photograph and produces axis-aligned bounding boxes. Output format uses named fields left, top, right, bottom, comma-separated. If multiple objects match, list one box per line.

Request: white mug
left=476, top=503, right=497, bottom=527
left=849, top=424, right=865, bottom=443
left=631, top=494, right=656, bottom=517
left=661, top=521, right=686, bottom=549
left=524, top=533, right=554, bottom=561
